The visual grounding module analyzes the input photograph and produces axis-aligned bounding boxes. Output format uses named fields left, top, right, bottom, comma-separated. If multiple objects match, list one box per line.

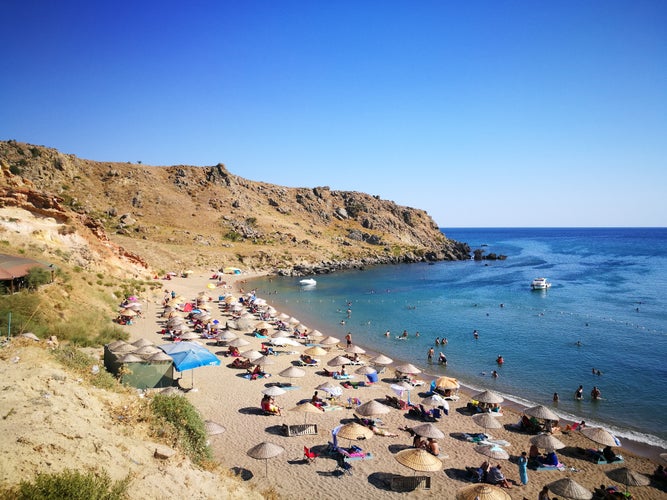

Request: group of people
left=575, top=384, right=602, bottom=400
left=467, top=461, right=512, bottom=489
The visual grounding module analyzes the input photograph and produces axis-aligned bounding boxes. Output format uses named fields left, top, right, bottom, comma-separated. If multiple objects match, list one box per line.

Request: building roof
left=0, top=254, right=51, bottom=280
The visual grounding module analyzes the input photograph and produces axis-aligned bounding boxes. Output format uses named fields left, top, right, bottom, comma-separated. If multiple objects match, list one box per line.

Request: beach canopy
left=304, top=346, right=327, bottom=357
left=434, top=376, right=460, bottom=390
left=159, top=343, right=220, bottom=372
left=395, top=448, right=442, bottom=472
left=204, top=420, right=226, bottom=436
left=336, top=422, right=373, bottom=441
left=354, top=400, right=391, bottom=417
left=261, top=386, right=287, bottom=397
left=345, top=345, right=366, bottom=354
left=606, top=467, right=650, bottom=494
left=581, top=427, right=619, bottom=447
left=456, top=484, right=511, bottom=500
left=530, top=433, right=565, bottom=450
left=472, top=390, right=504, bottom=404
left=472, top=413, right=503, bottom=432
left=247, top=441, right=284, bottom=476
left=327, top=355, right=353, bottom=367
left=411, top=422, right=445, bottom=439
left=370, top=354, right=393, bottom=365
left=394, top=363, right=421, bottom=374
left=524, top=404, right=559, bottom=421
left=474, top=444, right=509, bottom=460
left=547, top=477, right=592, bottom=499
left=320, top=336, right=341, bottom=346
left=355, top=365, right=377, bottom=376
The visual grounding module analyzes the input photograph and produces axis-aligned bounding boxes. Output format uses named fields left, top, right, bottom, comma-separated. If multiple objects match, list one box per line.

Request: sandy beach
left=124, top=271, right=667, bottom=500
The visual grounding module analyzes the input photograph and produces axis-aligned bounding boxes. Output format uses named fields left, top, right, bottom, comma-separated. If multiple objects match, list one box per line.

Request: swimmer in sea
left=575, top=385, right=584, bottom=400
left=384, top=330, right=390, bottom=337
left=473, top=330, right=479, bottom=339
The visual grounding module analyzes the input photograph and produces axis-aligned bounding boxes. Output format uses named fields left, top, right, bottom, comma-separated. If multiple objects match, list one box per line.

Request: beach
left=124, top=271, right=667, bottom=499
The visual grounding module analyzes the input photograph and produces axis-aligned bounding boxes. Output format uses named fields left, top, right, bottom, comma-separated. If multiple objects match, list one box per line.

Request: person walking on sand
left=517, top=451, right=528, bottom=485
left=345, top=332, right=352, bottom=347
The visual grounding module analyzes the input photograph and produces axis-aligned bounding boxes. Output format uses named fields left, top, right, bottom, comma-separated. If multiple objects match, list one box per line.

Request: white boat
left=531, top=277, right=551, bottom=290
left=299, top=278, right=317, bottom=286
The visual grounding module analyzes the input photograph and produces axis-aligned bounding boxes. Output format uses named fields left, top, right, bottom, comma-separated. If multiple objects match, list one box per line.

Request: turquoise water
left=248, top=228, right=667, bottom=448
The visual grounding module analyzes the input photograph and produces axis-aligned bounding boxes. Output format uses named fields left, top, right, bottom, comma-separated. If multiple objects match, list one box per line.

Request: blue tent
left=159, top=342, right=221, bottom=389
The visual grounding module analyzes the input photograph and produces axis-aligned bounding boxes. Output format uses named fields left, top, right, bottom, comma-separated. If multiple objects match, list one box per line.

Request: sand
left=124, top=271, right=667, bottom=500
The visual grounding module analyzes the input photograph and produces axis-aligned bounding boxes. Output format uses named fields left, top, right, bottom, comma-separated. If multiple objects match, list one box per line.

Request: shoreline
left=247, top=273, right=667, bottom=463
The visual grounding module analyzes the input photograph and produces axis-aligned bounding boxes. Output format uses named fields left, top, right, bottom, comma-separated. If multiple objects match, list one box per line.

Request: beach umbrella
left=227, top=337, right=250, bottom=348
left=289, top=402, right=324, bottom=422
left=308, top=329, right=324, bottom=338
left=318, top=384, right=343, bottom=398
left=394, top=363, right=421, bottom=375
left=411, top=423, right=445, bottom=439
left=251, top=355, right=275, bottom=367
left=336, top=422, right=373, bottom=442
left=119, top=308, right=137, bottom=317
left=119, top=353, right=144, bottom=363
left=271, top=330, right=290, bottom=339
left=261, top=386, right=287, bottom=397
left=255, top=321, right=272, bottom=330
left=132, top=338, right=154, bottom=348
left=370, top=354, right=393, bottom=365
left=327, top=355, right=353, bottom=367
left=316, top=381, right=339, bottom=392
left=547, top=478, right=592, bottom=500
left=530, top=433, right=566, bottom=451
left=456, top=484, right=511, bottom=500
left=345, top=345, right=366, bottom=354
left=304, top=346, right=327, bottom=357
left=472, top=390, right=504, bottom=404
left=226, top=320, right=239, bottom=330
left=434, top=376, right=460, bottom=390
left=355, top=365, right=377, bottom=375
left=264, top=306, right=277, bottom=316
left=421, top=394, right=447, bottom=407
left=240, top=350, right=264, bottom=361
left=216, top=329, right=237, bottom=342
left=395, top=448, right=442, bottom=473
left=159, top=342, right=221, bottom=390
left=581, top=427, right=619, bottom=448
left=179, top=331, right=200, bottom=340
left=149, top=351, right=174, bottom=362
left=472, top=413, right=503, bottom=433
left=320, top=336, right=341, bottom=346
left=355, top=400, right=392, bottom=418
left=391, top=382, right=414, bottom=404
left=288, top=317, right=300, bottom=326
left=294, top=323, right=309, bottom=332
left=525, top=404, right=559, bottom=422
left=224, top=295, right=236, bottom=304
left=247, top=442, right=284, bottom=477
left=270, top=337, right=301, bottom=347
left=277, top=313, right=290, bottom=321
left=474, top=444, right=510, bottom=460
left=204, top=420, right=226, bottom=436
left=606, top=467, right=650, bottom=495
left=279, top=366, right=306, bottom=385
left=134, top=345, right=161, bottom=357
left=230, top=303, right=243, bottom=312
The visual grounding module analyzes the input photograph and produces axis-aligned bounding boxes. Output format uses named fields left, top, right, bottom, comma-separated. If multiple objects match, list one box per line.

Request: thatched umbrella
left=530, top=433, right=565, bottom=451
left=606, top=467, right=650, bottom=495
left=320, top=336, right=341, bottom=346
left=247, top=442, right=284, bottom=477
left=355, top=400, right=391, bottom=418
left=204, top=420, right=226, bottom=436
left=304, top=346, right=327, bottom=357
left=355, top=365, right=377, bottom=376
left=394, top=363, right=421, bottom=375
left=411, top=422, right=445, bottom=439
left=472, top=390, right=504, bottom=404
left=345, top=345, right=366, bottom=354
left=581, top=427, right=619, bottom=448
left=524, top=404, right=559, bottom=422
left=261, top=386, right=287, bottom=397
left=327, top=355, right=353, bottom=367
left=336, top=422, right=373, bottom=442
left=472, top=413, right=503, bottom=434
left=240, top=350, right=264, bottom=362
left=227, top=337, right=250, bottom=348
left=474, top=444, right=509, bottom=460
left=278, top=366, right=306, bottom=386
left=456, top=484, right=511, bottom=500
left=395, top=448, right=442, bottom=473
left=370, top=354, right=393, bottom=365
left=288, top=402, right=324, bottom=423
left=547, top=477, right=592, bottom=499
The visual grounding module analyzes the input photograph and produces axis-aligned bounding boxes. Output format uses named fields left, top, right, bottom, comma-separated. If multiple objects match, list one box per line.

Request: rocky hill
left=0, top=140, right=469, bottom=276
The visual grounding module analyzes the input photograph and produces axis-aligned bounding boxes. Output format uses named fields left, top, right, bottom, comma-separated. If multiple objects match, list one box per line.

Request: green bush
left=150, top=394, right=211, bottom=464
left=25, top=267, right=53, bottom=289
left=52, top=346, right=122, bottom=391
left=4, top=469, right=129, bottom=500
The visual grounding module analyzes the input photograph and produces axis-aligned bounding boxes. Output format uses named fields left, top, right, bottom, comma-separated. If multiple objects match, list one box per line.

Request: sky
left=2, top=1, right=666, bottom=227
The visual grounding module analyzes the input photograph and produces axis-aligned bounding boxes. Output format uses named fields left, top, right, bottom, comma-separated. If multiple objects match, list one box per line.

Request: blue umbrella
left=159, top=342, right=221, bottom=390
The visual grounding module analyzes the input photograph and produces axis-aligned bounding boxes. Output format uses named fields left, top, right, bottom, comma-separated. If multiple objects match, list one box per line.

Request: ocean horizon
left=248, top=227, right=667, bottom=451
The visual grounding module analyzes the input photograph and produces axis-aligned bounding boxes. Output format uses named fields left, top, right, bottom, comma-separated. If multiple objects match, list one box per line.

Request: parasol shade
left=474, top=444, right=510, bottom=460
left=411, top=422, right=445, bottom=439
left=472, top=413, right=503, bottom=431
left=581, top=427, right=619, bottom=447
left=472, top=390, right=504, bottom=404
left=247, top=441, right=285, bottom=476
left=355, top=400, right=391, bottom=417
left=524, top=404, right=559, bottom=421
left=547, top=477, right=592, bottom=499
left=456, top=484, right=511, bottom=500
left=530, top=433, right=565, bottom=450
left=395, top=448, right=442, bottom=472
left=394, top=363, right=421, bottom=374
left=606, top=467, right=650, bottom=494
left=327, top=355, right=353, bottom=367
left=262, top=386, right=287, bottom=397
left=304, top=346, right=327, bottom=357
left=336, top=422, right=373, bottom=441
left=370, top=354, right=393, bottom=365
left=434, top=376, right=460, bottom=390
left=204, top=420, right=226, bottom=436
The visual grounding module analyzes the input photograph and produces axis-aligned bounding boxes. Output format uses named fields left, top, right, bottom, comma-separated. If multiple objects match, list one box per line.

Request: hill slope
left=0, top=140, right=468, bottom=276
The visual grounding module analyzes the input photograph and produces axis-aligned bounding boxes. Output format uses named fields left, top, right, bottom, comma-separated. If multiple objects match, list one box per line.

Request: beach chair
left=285, top=423, right=318, bottom=437
left=390, top=475, right=431, bottom=492
left=333, top=453, right=353, bottom=476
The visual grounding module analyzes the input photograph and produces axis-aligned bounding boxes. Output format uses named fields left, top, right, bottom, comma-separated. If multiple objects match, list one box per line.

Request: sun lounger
left=390, top=475, right=431, bottom=492
left=284, top=423, right=318, bottom=437
left=295, top=358, right=320, bottom=367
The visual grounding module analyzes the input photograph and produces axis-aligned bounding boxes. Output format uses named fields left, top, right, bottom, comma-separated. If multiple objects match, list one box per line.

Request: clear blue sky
left=2, top=1, right=666, bottom=227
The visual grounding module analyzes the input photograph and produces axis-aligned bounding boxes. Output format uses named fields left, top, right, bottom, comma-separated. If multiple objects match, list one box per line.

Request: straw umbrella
left=530, top=433, right=566, bottom=451
left=320, top=336, right=341, bottom=346
left=336, top=422, right=373, bottom=443
left=240, top=350, right=264, bottom=362
left=288, top=402, right=324, bottom=423
left=345, top=345, right=366, bottom=355
left=204, top=420, right=226, bottom=436
left=395, top=448, right=442, bottom=473
left=524, top=404, right=559, bottom=422
left=581, top=427, right=619, bottom=448
left=547, top=477, right=592, bottom=499
left=411, top=423, right=445, bottom=439
left=251, top=355, right=275, bottom=368
left=261, top=386, right=287, bottom=397
left=394, top=363, right=421, bottom=375
left=179, top=331, right=200, bottom=341
left=606, top=467, right=650, bottom=496
left=474, top=444, right=510, bottom=460
left=355, top=400, right=391, bottom=418
left=370, top=354, right=393, bottom=365
left=304, top=346, right=327, bottom=357
left=278, top=366, right=306, bottom=386
left=247, top=442, right=284, bottom=477
left=132, top=338, right=154, bottom=348
left=327, top=355, right=353, bottom=367
left=456, top=484, right=511, bottom=500
left=308, top=329, right=324, bottom=339
left=472, top=413, right=503, bottom=434
left=355, top=365, right=377, bottom=376
left=215, top=329, right=237, bottom=343
left=472, top=390, right=504, bottom=404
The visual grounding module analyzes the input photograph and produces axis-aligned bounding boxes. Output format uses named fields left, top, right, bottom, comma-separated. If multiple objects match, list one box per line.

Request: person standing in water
left=575, top=385, right=584, bottom=400
left=427, top=347, right=434, bottom=362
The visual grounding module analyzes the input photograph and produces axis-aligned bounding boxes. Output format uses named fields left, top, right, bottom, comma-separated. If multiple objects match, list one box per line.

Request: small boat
left=531, top=277, right=551, bottom=290
left=299, top=278, right=317, bottom=286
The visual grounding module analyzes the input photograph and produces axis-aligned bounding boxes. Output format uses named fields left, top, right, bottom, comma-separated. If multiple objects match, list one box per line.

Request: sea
left=247, top=228, right=667, bottom=451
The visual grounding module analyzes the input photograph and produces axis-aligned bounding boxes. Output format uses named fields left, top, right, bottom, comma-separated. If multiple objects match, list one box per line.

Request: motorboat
left=531, top=277, right=551, bottom=290
left=299, top=278, right=317, bottom=286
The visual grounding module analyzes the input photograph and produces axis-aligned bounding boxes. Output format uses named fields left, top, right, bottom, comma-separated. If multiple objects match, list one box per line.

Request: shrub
left=150, top=394, right=211, bottom=464
left=52, top=345, right=123, bottom=391
left=3, top=469, right=129, bottom=500
left=25, top=267, right=53, bottom=289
